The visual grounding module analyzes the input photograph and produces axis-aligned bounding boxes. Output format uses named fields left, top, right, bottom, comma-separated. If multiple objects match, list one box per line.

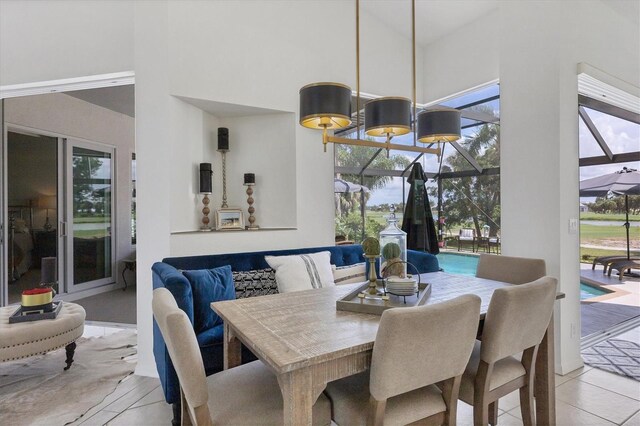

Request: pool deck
left=580, top=263, right=640, bottom=337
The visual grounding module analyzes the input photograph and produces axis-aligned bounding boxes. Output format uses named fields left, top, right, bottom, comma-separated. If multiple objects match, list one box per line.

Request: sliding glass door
left=66, top=140, right=115, bottom=291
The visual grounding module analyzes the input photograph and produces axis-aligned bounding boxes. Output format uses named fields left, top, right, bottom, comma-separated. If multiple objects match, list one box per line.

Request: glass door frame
left=2, top=123, right=65, bottom=303
left=1, top=100, right=6, bottom=306
left=64, top=138, right=116, bottom=292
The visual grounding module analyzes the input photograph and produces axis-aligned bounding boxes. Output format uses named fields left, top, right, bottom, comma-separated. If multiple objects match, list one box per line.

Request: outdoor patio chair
left=607, top=259, right=640, bottom=281
left=487, top=235, right=500, bottom=254
left=458, top=228, right=476, bottom=252
left=592, top=255, right=640, bottom=274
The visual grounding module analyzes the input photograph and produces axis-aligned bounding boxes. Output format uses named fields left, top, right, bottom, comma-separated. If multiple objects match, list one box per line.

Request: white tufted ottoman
left=0, top=302, right=86, bottom=370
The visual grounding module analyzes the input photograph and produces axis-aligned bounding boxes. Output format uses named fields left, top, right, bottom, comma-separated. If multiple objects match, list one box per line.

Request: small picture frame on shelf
left=215, top=208, right=244, bottom=231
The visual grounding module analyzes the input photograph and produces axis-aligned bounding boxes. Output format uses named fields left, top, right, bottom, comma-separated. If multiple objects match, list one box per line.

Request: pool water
left=580, top=282, right=608, bottom=299
left=437, top=252, right=478, bottom=276
left=436, top=252, right=607, bottom=300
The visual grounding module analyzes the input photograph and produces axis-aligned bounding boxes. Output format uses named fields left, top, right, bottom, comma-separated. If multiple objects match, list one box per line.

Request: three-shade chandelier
left=299, top=0, right=461, bottom=156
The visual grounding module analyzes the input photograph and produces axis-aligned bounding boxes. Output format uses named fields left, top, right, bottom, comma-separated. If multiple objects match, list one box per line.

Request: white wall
left=134, top=0, right=427, bottom=376
left=0, top=0, right=134, bottom=86
left=168, top=103, right=297, bottom=234
left=134, top=0, right=173, bottom=377
left=421, top=10, right=499, bottom=103
left=3, top=0, right=637, bottom=379
left=499, top=0, right=639, bottom=374
left=4, top=93, right=136, bottom=289
left=422, top=0, right=639, bottom=374
left=212, top=112, right=297, bottom=229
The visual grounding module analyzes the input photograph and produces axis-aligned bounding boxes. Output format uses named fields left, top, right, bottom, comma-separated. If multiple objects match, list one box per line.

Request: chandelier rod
left=356, top=0, right=361, bottom=136
left=412, top=0, right=417, bottom=147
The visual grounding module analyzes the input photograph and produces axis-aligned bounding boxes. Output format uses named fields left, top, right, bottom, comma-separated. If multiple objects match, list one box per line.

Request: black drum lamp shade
left=244, top=173, right=255, bottom=185
left=364, top=97, right=412, bottom=137
left=199, top=163, right=213, bottom=194
left=417, top=108, right=461, bottom=143
left=299, top=83, right=352, bottom=130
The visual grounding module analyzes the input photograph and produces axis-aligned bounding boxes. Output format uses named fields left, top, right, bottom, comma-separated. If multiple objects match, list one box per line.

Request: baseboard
left=556, top=355, right=585, bottom=376
left=135, top=363, right=160, bottom=378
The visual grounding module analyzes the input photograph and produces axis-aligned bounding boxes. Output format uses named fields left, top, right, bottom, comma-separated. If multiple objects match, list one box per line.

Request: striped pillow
left=332, top=263, right=366, bottom=285
left=265, top=251, right=335, bottom=293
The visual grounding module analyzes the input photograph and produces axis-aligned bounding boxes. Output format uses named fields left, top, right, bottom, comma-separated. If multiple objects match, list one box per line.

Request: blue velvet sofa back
left=152, top=244, right=439, bottom=404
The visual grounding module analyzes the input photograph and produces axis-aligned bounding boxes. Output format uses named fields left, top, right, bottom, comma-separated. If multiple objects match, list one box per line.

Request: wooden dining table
left=212, top=272, right=563, bottom=426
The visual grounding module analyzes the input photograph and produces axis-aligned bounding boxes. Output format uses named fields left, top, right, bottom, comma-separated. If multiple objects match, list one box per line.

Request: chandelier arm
left=326, top=134, right=440, bottom=155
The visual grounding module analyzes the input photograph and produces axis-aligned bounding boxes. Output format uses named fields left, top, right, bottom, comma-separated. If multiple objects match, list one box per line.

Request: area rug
left=0, top=330, right=137, bottom=425
left=582, top=338, right=640, bottom=381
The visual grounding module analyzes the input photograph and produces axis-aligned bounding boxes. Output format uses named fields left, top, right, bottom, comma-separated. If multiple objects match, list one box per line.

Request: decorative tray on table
left=9, top=301, right=63, bottom=324
left=336, top=279, right=432, bottom=316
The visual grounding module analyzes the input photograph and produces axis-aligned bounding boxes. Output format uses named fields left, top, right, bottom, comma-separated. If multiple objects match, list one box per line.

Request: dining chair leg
left=474, top=403, right=489, bottom=426
left=474, top=361, right=493, bottom=426
left=520, top=346, right=538, bottom=426
left=367, top=396, right=386, bottom=426
left=180, top=389, right=193, bottom=426
left=489, top=401, right=498, bottom=426
left=519, top=385, right=535, bottom=426
left=441, top=376, right=462, bottom=426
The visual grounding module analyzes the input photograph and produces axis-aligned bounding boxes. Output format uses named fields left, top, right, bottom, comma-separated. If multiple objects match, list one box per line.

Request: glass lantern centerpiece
left=379, top=206, right=407, bottom=278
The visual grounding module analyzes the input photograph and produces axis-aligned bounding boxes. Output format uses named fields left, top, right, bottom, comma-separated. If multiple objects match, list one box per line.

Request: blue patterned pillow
left=182, top=265, right=235, bottom=334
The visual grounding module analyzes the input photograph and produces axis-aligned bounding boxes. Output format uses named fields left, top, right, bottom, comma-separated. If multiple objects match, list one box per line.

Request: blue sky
left=363, top=111, right=638, bottom=206
left=578, top=109, right=639, bottom=203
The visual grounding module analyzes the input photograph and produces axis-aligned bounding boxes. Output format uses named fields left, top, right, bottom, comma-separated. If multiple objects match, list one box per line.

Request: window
left=334, top=83, right=501, bottom=246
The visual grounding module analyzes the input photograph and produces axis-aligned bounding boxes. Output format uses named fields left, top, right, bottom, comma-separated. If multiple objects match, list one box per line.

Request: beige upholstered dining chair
left=458, top=277, right=557, bottom=426
left=475, top=254, right=546, bottom=285
left=152, top=288, right=332, bottom=426
left=324, top=294, right=481, bottom=426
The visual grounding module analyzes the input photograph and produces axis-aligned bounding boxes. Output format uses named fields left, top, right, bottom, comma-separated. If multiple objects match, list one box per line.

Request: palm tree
left=434, top=105, right=500, bottom=237
left=335, top=143, right=411, bottom=239
left=336, top=144, right=411, bottom=191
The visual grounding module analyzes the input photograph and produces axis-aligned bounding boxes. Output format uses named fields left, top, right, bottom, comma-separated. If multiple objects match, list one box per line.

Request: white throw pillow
left=265, top=251, right=335, bottom=293
left=332, top=263, right=366, bottom=285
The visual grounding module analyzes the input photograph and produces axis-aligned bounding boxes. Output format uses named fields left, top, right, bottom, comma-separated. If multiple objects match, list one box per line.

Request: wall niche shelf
left=170, top=95, right=297, bottom=232
left=171, top=227, right=297, bottom=235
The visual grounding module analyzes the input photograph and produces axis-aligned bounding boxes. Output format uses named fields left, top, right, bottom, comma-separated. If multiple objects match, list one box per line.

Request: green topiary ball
left=382, top=242, right=401, bottom=260
left=361, top=237, right=381, bottom=256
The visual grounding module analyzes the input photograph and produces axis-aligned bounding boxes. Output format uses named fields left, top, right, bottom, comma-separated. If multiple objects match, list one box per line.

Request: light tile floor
left=73, top=325, right=640, bottom=426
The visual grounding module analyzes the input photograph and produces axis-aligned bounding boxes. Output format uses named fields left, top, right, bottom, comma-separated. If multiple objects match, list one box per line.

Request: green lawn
left=74, top=230, right=108, bottom=238
left=365, top=211, right=638, bottom=264
left=580, top=247, right=640, bottom=264
left=366, top=210, right=403, bottom=226
left=580, top=224, right=639, bottom=240
left=74, top=216, right=111, bottom=224
left=580, top=212, right=640, bottom=221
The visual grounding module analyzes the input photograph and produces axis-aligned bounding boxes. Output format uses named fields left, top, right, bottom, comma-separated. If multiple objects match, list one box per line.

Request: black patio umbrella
left=402, top=162, right=439, bottom=254
left=579, top=167, right=640, bottom=260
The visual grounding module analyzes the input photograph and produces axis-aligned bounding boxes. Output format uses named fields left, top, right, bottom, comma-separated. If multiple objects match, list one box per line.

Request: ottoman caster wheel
left=64, top=341, right=76, bottom=371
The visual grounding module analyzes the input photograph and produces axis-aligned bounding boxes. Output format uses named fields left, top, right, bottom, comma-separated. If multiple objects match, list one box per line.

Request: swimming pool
left=436, top=252, right=607, bottom=300
left=580, top=282, right=608, bottom=299
left=436, top=252, right=478, bottom=276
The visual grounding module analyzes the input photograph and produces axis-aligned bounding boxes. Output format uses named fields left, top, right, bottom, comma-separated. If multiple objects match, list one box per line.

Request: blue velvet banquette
left=152, top=244, right=440, bottom=407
